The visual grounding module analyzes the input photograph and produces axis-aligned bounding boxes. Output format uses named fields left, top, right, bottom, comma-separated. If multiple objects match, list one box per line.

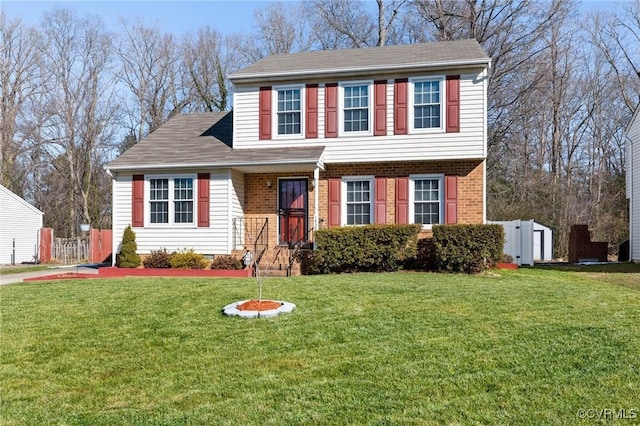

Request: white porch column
left=313, top=166, right=320, bottom=231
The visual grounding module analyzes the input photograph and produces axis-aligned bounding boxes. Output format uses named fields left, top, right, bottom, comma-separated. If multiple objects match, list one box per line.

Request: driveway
left=0, top=266, right=99, bottom=285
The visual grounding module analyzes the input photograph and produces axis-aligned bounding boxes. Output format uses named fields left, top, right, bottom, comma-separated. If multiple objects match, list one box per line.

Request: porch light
left=266, top=180, right=272, bottom=189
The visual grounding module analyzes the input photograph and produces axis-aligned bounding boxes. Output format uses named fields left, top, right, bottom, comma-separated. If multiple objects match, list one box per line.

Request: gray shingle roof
left=229, top=39, right=490, bottom=82
left=106, top=112, right=325, bottom=172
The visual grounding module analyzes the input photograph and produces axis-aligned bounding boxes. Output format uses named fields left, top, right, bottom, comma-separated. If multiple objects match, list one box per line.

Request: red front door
left=278, top=179, right=308, bottom=246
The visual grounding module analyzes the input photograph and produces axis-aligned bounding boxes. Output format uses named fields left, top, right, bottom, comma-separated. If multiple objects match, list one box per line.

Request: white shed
left=626, top=108, right=640, bottom=262
left=0, top=184, right=44, bottom=264
left=489, top=220, right=554, bottom=266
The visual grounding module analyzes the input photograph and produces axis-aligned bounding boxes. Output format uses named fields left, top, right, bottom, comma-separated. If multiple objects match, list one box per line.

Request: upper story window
left=148, top=176, right=194, bottom=225
left=343, top=176, right=374, bottom=225
left=410, top=77, right=444, bottom=132
left=410, top=175, right=444, bottom=228
left=276, top=86, right=302, bottom=136
left=341, top=82, right=372, bottom=135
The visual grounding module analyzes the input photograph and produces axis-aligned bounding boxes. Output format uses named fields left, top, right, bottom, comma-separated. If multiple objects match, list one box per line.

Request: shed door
left=278, top=179, right=308, bottom=246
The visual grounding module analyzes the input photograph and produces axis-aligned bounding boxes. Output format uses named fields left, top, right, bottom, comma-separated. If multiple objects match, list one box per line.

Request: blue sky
left=2, top=1, right=277, bottom=36
left=3, top=0, right=624, bottom=37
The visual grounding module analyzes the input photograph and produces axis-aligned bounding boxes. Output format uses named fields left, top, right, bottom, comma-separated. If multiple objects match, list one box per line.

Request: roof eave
left=105, top=158, right=325, bottom=173
left=229, top=58, right=491, bottom=84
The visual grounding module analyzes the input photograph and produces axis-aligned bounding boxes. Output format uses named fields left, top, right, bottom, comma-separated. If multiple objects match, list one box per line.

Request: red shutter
left=395, top=176, right=409, bottom=224
left=132, top=174, right=144, bottom=227
left=445, top=175, right=458, bottom=224
left=325, top=83, right=338, bottom=138
left=375, top=177, right=387, bottom=224
left=306, top=84, right=318, bottom=138
left=259, top=86, right=271, bottom=140
left=197, top=173, right=210, bottom=227
left=328, top=177, right=341, bottom=227
left=394, top=79, right=408, bottom=135
left=374, top=80, right=387, bottom=136
left=446, top=75, right=460, bottom=133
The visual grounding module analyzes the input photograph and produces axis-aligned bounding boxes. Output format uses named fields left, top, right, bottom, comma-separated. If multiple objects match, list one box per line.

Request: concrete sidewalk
left=0, top=266, right=99, bottom=285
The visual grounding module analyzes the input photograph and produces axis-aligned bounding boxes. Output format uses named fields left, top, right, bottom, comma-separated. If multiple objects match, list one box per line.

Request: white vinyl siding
left=0, top=185, right=43, bottom=264
left=627, top=111, right=640, bottom=262
left=112, top=170, right=234, bottom=257
left=232, top=69, right=487, bottom=163
left=229, top=169, right=245, bottom=252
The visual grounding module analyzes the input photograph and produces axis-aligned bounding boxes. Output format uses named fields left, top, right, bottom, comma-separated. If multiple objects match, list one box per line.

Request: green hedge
left=432, top=224, right=504, bottom=273
left=307, top=224, right=421, bottom=274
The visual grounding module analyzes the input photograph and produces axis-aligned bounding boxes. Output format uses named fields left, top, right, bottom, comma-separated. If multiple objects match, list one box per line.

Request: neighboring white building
left=626, top=108, right=640, bottom=262
left=489, top=220, right=554, bottom=266
left=0, top=184, right=43, bottom=264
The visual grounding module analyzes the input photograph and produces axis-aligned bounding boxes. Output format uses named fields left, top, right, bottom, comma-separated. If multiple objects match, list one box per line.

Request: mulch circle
left=236, top=299, right=283, bottom=311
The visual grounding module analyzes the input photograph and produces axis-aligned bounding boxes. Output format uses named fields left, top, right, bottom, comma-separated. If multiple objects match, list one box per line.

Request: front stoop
left=234, top=247, right=305, bottom=276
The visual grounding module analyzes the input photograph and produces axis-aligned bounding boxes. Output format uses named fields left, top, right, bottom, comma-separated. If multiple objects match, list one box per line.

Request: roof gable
left=0, top=184, right=43, bottom=216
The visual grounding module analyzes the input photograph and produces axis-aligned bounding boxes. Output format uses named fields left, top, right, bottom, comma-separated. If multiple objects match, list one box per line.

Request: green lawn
left=1, top=268, right=639, bottom=425
left=0, top=265, right=49, bottom=275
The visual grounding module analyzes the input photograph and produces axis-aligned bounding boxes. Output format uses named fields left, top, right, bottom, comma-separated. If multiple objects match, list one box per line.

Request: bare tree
left=0, top=12, right=42, bottom=196
left=182, top=27, right=231, bottom=112
left=229, top=1, right=315, bottom=66
left=34, top=8, right=119, bottom=236
left=118, top=19, right=188, bottom=141
left=307, top=0, right=407, bottom=48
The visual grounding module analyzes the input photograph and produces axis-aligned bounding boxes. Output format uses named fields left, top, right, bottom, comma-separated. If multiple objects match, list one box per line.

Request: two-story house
left=106, top=39, right=491, bottom=265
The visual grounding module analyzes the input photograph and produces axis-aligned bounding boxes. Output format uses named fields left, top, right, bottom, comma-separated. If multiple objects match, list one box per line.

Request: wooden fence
left=39, top=228, right=112, bottom=264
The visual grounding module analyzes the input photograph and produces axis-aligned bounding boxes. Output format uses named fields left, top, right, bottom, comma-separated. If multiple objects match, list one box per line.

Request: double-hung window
left=342, top=83, right=370, bottom=133
left=411, top=78, right=443, bottom=131
left=148, top=176, right=195, bottom=225
left=343, top=177, right=374, bottom=225
left=410, top=175, right=444, bottom=227
left=276, top=87, right=301, bottom=135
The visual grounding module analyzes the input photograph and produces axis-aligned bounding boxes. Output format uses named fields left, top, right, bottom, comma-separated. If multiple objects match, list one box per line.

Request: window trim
left=341, top=175, right=375, bottom=226
left=409, top=174, right=444, bottom=229
left=408, top=76, right=445, bottom=134
left=339, top=80, right=374, bottom=136
left=145, top=174, right=197, bottom=227
left=272, top=84, right=304, bottom=139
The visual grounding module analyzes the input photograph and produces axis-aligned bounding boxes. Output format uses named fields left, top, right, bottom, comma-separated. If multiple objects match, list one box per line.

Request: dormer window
left=276, top=86, right=302, bottom=135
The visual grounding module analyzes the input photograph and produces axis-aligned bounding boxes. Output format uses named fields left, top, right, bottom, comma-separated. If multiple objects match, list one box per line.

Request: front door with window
left=278, top=179, right=308, bottom=246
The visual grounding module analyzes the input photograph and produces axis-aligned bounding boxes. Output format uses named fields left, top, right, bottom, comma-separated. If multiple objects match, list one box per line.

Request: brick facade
left=243, top=159, right=485, bottom=247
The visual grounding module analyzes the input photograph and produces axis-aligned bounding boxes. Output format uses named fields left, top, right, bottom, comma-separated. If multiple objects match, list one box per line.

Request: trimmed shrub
left=308, top=224, right=421, bottom=274
left=210, top=255, right=243, bottom=270
left=432, top=224, right=504, bottom=274
left=170, top=249, right=209, bottom=270
left=117, top=225, right=141, bottom=268
left=404, top=237, right=436, bottom=271
left=143, top=249, right=173, bottom=269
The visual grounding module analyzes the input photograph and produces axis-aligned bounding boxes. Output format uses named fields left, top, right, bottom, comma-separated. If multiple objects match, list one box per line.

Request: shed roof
left=229, top=39, right=491, bottom=83
left=105, top=112, right=325, bottom=173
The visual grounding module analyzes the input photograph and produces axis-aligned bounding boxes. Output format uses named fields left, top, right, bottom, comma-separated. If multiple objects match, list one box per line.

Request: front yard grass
left=1, top=268, right=639, bottom=425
